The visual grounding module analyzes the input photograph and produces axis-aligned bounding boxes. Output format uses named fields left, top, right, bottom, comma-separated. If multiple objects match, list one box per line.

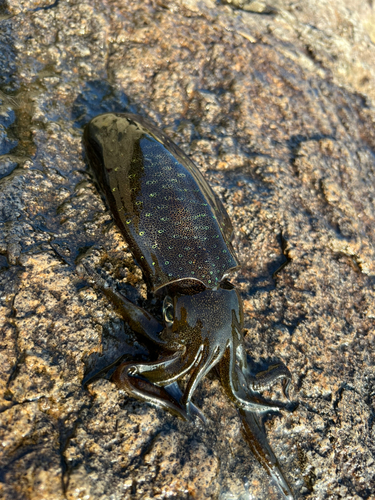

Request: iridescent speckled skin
left=83, top=113, right=295, bottom=500
left=84, top=112, right=238, bottom=291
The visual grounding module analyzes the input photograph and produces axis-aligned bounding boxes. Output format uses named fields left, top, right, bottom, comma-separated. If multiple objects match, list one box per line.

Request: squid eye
left=163, top=296, right=174, bottom=326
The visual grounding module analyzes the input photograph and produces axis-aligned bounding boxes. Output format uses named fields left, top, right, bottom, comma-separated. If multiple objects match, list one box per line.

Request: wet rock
left=0, top=0, right=375, bottom=499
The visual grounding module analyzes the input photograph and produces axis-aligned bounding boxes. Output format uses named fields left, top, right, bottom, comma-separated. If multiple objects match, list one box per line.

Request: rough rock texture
left=1, top=0, right=375, bottom=499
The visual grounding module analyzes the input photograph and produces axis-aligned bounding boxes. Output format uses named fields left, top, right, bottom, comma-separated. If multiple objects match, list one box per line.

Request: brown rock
left=1, top=0, right=375, bottom=498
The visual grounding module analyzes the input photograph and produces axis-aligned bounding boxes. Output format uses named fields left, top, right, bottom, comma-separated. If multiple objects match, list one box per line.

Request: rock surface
left=1, top=0, right=375, bottom=499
